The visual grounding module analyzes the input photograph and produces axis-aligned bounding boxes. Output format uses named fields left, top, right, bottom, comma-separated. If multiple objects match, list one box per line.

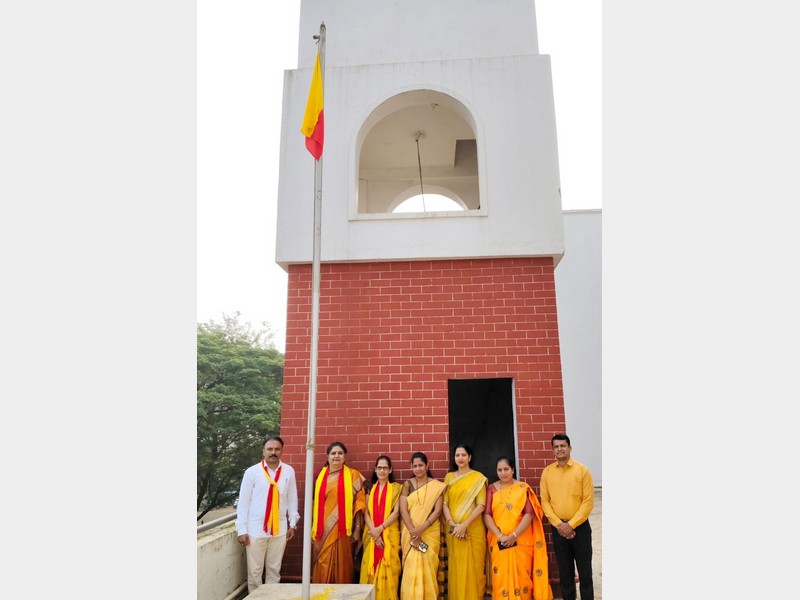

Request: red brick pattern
left=278, top=257, right=566, bottom=584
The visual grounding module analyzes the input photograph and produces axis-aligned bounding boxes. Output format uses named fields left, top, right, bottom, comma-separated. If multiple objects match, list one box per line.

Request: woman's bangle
left=512, top=531, right=517, bottom=538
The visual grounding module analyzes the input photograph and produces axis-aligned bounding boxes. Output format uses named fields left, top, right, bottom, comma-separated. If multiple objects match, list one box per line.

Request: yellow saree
left=400, top=478, right=446, bottom=600
left=443, top=470, right=488, bottom=600
left=486, top=482, right=553, bottom=600
left=311, top=466, right=366, bottom=584
left=360, top=481, right=403, bottom=600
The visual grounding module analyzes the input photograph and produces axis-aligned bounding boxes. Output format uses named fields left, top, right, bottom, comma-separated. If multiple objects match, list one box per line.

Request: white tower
left=276, top=0, right=564, bottom=267
left=275, top=2, right=567, bottom=589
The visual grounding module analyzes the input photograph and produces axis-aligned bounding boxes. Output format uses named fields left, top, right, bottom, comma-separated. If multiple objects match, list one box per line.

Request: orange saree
left=311, top=466, right=367, bottom=583
left=486, top=482, right=552, bottom=600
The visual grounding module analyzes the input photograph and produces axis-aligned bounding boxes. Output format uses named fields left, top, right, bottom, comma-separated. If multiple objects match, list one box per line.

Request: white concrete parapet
left=197, top=521, right=246, bottom=600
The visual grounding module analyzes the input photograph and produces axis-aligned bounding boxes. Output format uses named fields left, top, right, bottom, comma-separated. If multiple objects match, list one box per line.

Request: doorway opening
left=447, top=377, right=516, bottom=484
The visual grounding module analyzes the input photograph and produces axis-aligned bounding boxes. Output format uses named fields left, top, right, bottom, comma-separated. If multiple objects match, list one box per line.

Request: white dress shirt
left=236, top=460, right=300, bottom=538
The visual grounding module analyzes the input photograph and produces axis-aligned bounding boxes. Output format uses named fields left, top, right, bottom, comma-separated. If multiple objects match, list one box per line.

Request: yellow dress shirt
left=540, top=458, right=594, bottom=529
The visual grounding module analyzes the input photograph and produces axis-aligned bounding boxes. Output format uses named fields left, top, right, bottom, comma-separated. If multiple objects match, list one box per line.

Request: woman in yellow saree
left=442, top=444, right=488, bottom=600
left=483, top=456, right=552, bottom=600
left=311, top=441, right=367, bottom=584
left=360, top=455, right=403, bottom=600
left=399, top=451, right=446, bottom=600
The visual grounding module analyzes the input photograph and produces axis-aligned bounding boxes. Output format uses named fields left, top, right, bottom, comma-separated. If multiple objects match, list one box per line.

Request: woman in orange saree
left=483, top=456, right=552, bottom=600
left=360, top=455, right=403, bottom=600
left=311, top=441, right=367, bottom=584
left=441, top=444, right=487, bottom=600
left=399, top=451, right=446, bottom=600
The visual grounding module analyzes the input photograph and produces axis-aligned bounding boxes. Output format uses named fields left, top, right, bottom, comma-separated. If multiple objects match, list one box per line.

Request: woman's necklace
left=415, top=477, right=429, bottom=508
left=496, top=481, right=515, bottom=510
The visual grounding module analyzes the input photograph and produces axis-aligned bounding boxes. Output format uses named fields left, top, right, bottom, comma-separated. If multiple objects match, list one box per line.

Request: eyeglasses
left=375, top=466, right=390, bottom=470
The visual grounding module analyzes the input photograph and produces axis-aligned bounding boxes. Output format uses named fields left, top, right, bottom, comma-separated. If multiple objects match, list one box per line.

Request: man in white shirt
left=236, top=436, right=300, bottom=591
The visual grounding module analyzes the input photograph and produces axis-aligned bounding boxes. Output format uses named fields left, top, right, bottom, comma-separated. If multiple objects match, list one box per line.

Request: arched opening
left=392, top=193, right=466, bottom=214
left=357, top=90, right=481, bottom=214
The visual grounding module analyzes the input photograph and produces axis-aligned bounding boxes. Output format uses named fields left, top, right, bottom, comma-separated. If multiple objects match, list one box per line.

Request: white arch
left=388, top=186, right=467, bottom=213
left=355, top=86, right=481, bottom=157
left=353, top=87, right=486, bottom=215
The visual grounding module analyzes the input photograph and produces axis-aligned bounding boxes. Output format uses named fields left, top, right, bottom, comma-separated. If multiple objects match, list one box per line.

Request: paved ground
left=200, top=488, right=602, bottom=599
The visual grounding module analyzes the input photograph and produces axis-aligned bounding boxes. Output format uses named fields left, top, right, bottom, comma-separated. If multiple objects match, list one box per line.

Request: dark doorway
left=447, top=377, right=515, bottom=484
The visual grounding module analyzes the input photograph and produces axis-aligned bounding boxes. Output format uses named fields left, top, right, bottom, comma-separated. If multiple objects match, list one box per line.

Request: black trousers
left=551, top=520, right=593, bottom=600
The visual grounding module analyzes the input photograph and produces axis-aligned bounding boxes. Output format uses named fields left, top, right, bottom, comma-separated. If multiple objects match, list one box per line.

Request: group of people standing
left=236, top=435, right=595, bottom=600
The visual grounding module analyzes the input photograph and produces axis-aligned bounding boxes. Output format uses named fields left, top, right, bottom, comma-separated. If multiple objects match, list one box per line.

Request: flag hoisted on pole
left=300, top=21, right=325, bottom=600
left=301, top=49, right=324, bottom=160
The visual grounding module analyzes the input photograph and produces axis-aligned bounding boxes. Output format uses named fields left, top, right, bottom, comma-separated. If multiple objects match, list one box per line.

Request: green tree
left=197, top=312, right=283, bottom=520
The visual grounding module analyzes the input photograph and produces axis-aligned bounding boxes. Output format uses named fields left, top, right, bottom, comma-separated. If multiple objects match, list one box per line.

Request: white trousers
left=245, top=534, right=288, bottom=591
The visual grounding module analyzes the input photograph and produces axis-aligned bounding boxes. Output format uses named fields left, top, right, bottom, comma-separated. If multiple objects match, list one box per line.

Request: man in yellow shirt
left=539, top=434, right=594, bottom=600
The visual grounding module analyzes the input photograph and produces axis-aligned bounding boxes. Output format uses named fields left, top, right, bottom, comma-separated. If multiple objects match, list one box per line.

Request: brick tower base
left=277, top=257, right=567, bottom=584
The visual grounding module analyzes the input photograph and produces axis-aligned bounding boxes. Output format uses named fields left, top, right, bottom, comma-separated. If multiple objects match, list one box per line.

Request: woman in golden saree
left=360, top=455, right=403, bottom=600
left=442, top=444, right=487, bottom=600
left=311, top=441, right=367, bottom=583
left=399, top=451, right=446, bottom=600
left=483, top=456, right=552, bottom=600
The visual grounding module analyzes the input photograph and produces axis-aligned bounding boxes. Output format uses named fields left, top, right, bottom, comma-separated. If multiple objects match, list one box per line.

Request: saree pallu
left=312, top=467, right=366, bottom=584
left=486, top=482, right=553, bottom=600
left=400, top=479, right=447, bottom=600
left=360, top=481, right=403, bottom=600
left=443, top=470, right=488, bottom=600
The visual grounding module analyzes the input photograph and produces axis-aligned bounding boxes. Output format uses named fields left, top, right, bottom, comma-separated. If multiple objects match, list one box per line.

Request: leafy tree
left=197, top=312, right=283, bottom=520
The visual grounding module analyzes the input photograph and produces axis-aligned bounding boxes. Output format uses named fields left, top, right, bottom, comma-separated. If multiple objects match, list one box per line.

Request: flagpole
left=301, top=21, right=325, bottom=600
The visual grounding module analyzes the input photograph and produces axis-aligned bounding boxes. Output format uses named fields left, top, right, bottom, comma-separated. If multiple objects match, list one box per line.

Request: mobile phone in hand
left=497, top=542, right=516, bottom=551
left=417, top=542, right=428, bottom=552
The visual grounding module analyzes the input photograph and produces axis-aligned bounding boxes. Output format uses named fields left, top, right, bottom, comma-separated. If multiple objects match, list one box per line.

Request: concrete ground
left=200, top=487, right=602, bottom=599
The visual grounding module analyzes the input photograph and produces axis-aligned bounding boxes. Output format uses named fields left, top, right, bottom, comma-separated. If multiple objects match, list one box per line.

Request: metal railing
left=197, top=511, right=236, bottom=534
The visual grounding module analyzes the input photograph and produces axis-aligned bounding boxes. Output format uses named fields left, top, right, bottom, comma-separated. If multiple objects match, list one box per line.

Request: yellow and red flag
left=301, top=50, right=324, bottom=160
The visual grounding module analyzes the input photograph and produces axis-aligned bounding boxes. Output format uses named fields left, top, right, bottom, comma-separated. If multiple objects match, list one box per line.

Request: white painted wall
left=555, top=209, right=602, bottom=485
left=296, top=0, right=539, bottom=69
left=276, top=1, right=564, bottom=268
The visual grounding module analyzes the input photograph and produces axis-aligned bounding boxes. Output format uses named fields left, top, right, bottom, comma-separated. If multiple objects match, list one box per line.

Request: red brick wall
left=277, top=257, right=567, bottom=588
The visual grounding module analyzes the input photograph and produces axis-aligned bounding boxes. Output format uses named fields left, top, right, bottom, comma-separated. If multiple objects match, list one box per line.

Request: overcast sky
left=197, top=1, right=601, bottom=352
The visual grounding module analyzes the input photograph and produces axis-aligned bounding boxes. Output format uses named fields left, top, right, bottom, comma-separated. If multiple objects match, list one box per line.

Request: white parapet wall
left=197, top=522, right=246, bottom=600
